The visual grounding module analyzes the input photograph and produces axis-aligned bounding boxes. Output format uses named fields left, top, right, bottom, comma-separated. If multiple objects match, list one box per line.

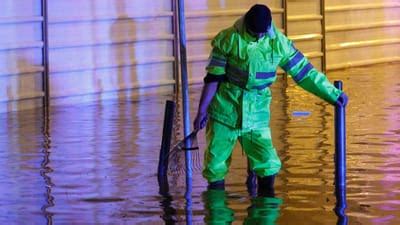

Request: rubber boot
left=257, top=175, right=275, bottom=197
left=208, top=180, right=225, bottom=190
left=246, top=170, right=257, bottom=197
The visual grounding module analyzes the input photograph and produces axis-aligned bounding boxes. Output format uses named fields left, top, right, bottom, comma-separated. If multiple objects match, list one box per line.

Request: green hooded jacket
left=206, top=16, right=342, bottom=129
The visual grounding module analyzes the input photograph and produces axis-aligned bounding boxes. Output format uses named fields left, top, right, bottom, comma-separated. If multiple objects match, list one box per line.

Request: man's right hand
left=193, top=112, right=208, bottom=130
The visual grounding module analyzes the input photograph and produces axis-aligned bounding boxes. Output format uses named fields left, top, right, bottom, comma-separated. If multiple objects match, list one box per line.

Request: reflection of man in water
left=244, top=197, right=282, bottom=225
left=202, top=189, right=234, bottom=224
left=202, top=188, right=282, bottom=225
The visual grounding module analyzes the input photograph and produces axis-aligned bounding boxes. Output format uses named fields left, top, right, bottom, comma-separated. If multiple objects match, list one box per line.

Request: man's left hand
left=336, top=92, right=348, bottom=107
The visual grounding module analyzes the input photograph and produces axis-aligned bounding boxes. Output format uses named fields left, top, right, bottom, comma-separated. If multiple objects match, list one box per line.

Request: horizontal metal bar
left=187, top=54, right=208, bottom=63
left=326, top=2, right=400, bottom=12
left=304, top=51, right=324, bottom=58
left=0, top=66, right=44, bottom=77
left=326, top=20, right=400, bottom=32
left=49, top=34, right=174, bottom=50
left=187, top=28, right=286, bottom=41
left=51, top=79, right=176, bottom=98
left=0, top=91, right=44, bottom=103
left=50, top=56, right=175, bottom=74
left=49, top=11, right=174, bottom=24
left=187, top=32, right=215, bottom=41
left=0, top=16, right=43, bottom=24
left=327, top=38, right=400, bottom=51
left=288, top=14, right=322, bottom=22
left=289, top=33, right=323, bottom=41
left=185, top=8, right=284, bottom=18
left=0, top=41, right=43, bottom=50
left=327, top=57, right=400, bottom=71
left=115, top=79, right=175, bottom=91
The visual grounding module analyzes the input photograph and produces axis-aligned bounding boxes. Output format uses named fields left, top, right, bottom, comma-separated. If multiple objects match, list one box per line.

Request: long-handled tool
left=167, top=129, right=202, bottom=175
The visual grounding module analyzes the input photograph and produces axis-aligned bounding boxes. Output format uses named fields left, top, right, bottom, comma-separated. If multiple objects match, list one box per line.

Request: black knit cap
left=245, top=4, right=272, bottom=33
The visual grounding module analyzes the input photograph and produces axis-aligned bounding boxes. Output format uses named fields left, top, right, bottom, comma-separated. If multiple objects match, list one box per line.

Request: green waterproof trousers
left=203, top=119, right=281, bottom=182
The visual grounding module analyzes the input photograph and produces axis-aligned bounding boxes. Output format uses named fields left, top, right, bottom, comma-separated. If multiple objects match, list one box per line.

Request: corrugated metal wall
left=0, top=0, right=176, bottom=113
left=0, top=0, right=399, bottom=113
left=287, top=0, right=325, bottom=72
left=325, top=0, right=400, bottom=70
left=47, top=0, right=176, bottom=105
left=0, top=0, right=44, bottom=112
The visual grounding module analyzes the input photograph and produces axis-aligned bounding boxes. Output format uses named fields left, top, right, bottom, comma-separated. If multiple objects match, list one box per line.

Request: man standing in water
left=193, top=4, right=348, bottom=195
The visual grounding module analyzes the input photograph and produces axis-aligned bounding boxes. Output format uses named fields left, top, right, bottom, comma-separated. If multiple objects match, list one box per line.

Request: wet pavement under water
left=0, top=63, right=400, bottom=224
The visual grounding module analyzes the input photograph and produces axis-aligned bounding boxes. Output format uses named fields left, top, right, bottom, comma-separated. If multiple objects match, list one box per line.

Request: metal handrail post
left=320, top=0, right=327, bottom=73
left=176, top=0, right=193, bottom=192
left=334, top=80, right=346, bottom=187
left=172, top=0, right=181, bottom=95
left=334, top=81, right=347, bottom=225
left=282, top=0, right=288, bottom=35
left=41, top=0, right=50, bottom=118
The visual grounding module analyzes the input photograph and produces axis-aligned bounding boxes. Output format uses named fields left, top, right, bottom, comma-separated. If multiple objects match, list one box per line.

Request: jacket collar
left=233, top=16, right=276, bottom=42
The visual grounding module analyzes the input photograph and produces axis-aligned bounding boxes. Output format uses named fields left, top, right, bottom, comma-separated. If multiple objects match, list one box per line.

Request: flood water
left=1, top=63, right=400, bottom=224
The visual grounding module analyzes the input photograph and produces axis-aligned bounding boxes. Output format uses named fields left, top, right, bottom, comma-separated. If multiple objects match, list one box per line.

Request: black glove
left=336, top=92, right=348, bottom=107
left=193, top=112, right=208, bottom=130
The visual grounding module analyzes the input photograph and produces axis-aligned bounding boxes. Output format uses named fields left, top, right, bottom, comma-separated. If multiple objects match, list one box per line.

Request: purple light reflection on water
left=0, top=64, right=400, bottom=224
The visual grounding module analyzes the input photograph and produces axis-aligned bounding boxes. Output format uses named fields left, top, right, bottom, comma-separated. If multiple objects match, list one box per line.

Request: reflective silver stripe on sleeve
left=282, top=51, right=304, bottom=72
left=208, top=56, right=227, bottom=67
left=293, top=63, right=314, bottom=83
left=255, top=72, right=276, bottom=79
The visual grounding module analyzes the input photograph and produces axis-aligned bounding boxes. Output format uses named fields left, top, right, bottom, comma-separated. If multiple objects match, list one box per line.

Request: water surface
left=0, top=63, right=399, bottom=224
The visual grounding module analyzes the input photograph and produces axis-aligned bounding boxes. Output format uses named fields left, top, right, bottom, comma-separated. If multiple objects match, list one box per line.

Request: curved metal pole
left=334, top=81, right=346, bottom=187
left=334, top=80, right=348, bottom=225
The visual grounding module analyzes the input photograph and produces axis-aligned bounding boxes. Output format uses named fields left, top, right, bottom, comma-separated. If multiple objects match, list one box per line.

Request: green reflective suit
left=203, top=16, right=342, bottom=182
